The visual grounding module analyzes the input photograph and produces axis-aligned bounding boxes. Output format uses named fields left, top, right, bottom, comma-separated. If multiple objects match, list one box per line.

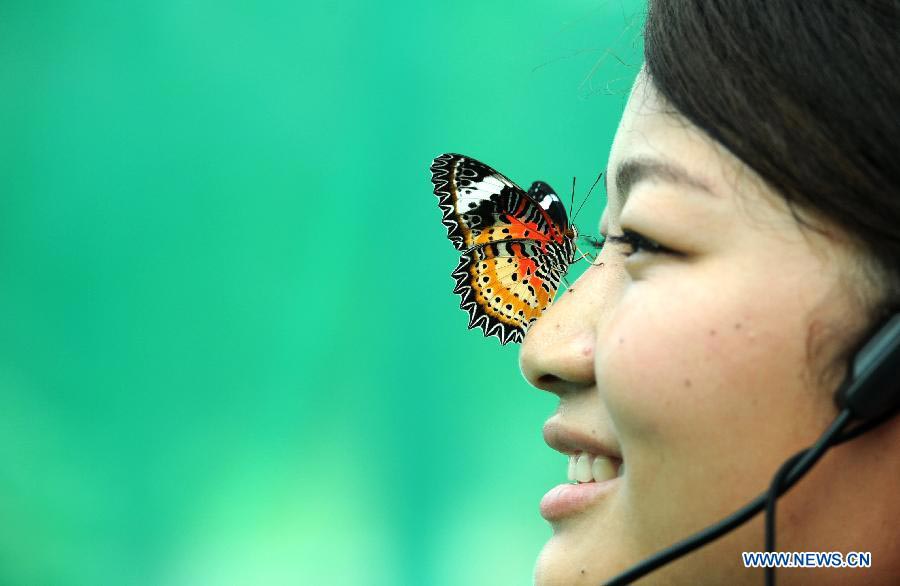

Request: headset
left=602, top=311, right=900, bottom=586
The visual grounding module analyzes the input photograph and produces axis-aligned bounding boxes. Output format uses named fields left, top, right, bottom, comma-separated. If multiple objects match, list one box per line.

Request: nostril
left=535, top=373, right=564, bottom=390
left=530, top=370, right=595, bottom=397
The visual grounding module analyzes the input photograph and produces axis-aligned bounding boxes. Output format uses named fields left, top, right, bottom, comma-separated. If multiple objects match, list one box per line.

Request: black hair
left=644, top=1, right=900, bottom=312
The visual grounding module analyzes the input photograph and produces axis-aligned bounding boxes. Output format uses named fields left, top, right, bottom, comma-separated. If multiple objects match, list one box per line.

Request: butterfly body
left=431, top=153, right=577, bottom=344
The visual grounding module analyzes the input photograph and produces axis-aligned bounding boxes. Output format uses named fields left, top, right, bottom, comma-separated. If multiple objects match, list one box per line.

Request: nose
left=519, top=262, right=619, bottom=396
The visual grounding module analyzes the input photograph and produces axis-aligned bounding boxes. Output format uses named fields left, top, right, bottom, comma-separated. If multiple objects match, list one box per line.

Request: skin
left=519, top=71, right=900, bottom=585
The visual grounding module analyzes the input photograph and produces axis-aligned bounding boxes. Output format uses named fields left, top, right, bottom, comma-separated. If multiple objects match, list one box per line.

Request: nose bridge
left=519, top=262, right=617, bottom=391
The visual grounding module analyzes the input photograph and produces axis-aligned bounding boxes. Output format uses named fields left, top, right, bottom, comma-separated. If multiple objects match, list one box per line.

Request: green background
left=0, top=1, right=644, bottom=584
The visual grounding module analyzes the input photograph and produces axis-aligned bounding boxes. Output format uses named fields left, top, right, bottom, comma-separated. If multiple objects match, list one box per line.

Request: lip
left=540, top=477, right=620, bottom=521
left=540, top=418, right=623, bottom=521
left=542, top=418, right=622, bottom=460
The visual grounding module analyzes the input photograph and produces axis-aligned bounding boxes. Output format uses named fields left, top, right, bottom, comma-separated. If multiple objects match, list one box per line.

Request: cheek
left=594, top=279, right=809, bottom=458
left=597, top=285, right=721, bottom=433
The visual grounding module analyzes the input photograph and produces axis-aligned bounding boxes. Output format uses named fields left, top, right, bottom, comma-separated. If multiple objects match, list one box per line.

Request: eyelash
left=603, top=229, right=669, bottom=256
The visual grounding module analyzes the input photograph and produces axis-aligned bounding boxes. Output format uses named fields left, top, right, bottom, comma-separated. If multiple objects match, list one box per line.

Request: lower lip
left=540, top=478, right=619, bottom=521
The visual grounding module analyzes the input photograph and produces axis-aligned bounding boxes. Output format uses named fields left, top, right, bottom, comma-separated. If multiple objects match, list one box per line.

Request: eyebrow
left=605, top=157, right=716, bottom=202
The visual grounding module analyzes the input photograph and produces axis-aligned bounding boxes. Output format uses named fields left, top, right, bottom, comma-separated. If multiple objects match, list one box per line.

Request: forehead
left=599, top=72, right=808, bottom=244
left=608, top=73, right=728, bottom=194
left=603, top=72, right=787, bottom=221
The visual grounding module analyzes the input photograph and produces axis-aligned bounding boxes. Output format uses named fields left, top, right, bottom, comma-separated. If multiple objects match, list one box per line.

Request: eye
left=605, top=229, right=671, bottom=257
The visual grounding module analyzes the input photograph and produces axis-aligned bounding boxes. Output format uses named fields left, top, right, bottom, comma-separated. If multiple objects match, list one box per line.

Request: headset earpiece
left=835, top=312, right=900, bottom=421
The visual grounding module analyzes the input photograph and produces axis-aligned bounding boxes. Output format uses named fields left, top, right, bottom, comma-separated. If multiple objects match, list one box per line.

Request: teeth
left=592, top=456, right=617, bottom=483
left=568, top=452, right=621, bottom=484
left=575, top=453, right=593, bottom=482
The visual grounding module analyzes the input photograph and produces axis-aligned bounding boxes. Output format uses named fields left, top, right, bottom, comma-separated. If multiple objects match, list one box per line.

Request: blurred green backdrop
left=0, top=1, right=644, bottom=584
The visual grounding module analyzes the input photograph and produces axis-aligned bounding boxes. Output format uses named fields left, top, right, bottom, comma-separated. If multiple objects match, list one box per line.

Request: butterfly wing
left=452, top=239, right=574, bottom=344
left=431, top=153, right=569, bottom=251
left=432, top=153, right=576, bottom=343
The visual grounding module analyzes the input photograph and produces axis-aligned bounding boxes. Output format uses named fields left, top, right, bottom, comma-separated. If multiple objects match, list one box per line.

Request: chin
left=534, top=535, right=615, bottom=586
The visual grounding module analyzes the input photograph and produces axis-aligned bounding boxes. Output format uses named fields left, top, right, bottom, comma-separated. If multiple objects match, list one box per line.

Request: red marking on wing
left=508, top=198, right=564, bottom=244
left=504, top=213, right=554, bottom=252
left=517, top=255, right=538, bottom=280
left=508, top=243, right=545, bottom=290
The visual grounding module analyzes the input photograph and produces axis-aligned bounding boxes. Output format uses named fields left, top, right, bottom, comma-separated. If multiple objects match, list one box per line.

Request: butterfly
left=431, top=153, right=587, bottom=344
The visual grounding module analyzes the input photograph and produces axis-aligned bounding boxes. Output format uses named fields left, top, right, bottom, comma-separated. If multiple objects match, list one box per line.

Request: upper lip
left=542, top=418, right=623, bottom=461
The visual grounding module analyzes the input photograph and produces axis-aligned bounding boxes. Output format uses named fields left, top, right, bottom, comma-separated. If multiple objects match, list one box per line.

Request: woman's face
left=519, top=72, right=881, bottom=584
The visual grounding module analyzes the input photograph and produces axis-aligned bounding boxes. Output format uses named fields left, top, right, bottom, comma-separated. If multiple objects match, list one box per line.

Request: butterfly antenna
left=573, top=171, right=603, bottom=221
left=569, top=176, right=576, bottom=218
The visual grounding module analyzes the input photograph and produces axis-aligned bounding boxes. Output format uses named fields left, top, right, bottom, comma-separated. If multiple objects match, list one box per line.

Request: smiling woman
left=519, top=1, right=900, bottom=585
